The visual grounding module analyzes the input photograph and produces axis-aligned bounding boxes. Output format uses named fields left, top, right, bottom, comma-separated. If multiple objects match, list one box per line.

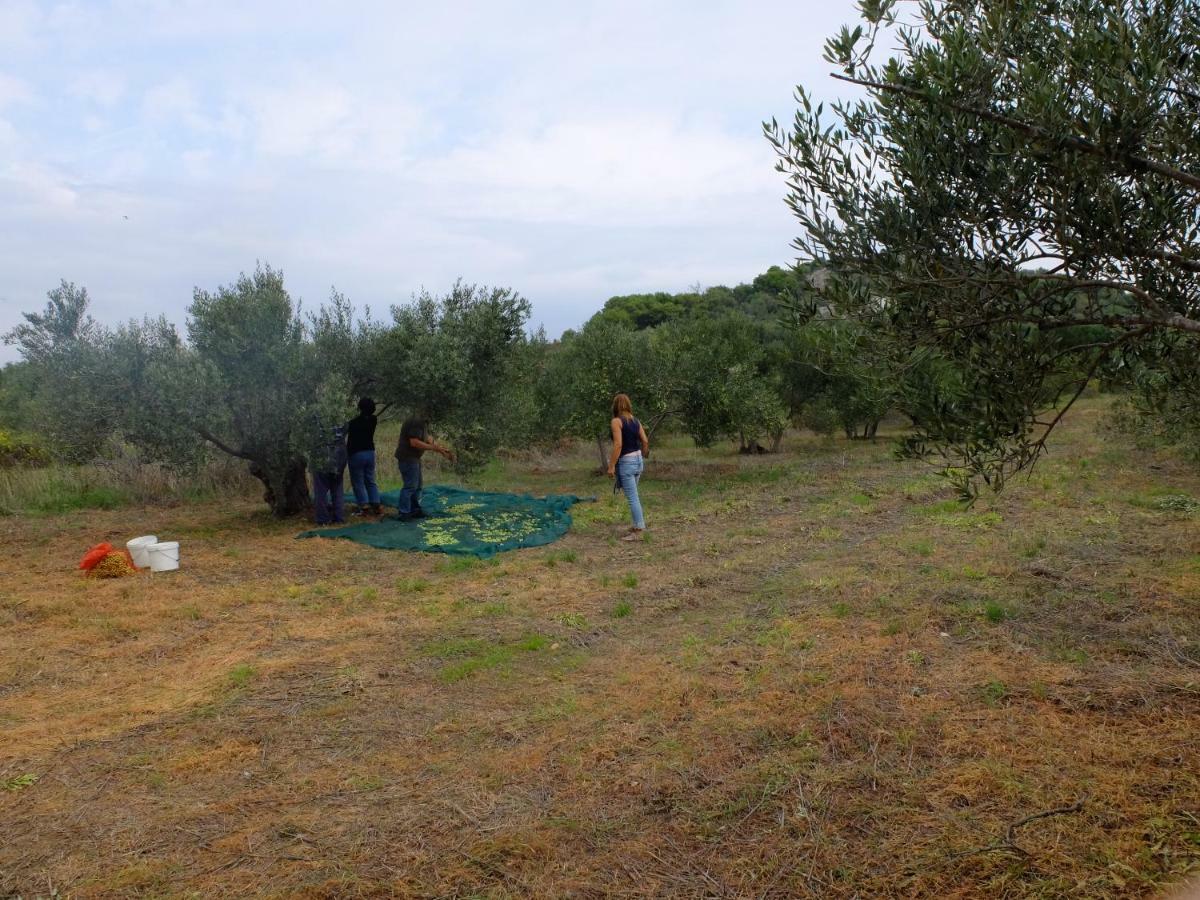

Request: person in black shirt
left=346, top=397, right=382, bottom=516
left=607, top=392, right=649, bottom=541
left=394, top=414, right=455, bottom=520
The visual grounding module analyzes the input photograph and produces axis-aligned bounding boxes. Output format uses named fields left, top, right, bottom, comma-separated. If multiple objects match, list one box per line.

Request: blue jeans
left=348, top=450, right=380, bottom=507
left=616, top=453, right=645, bottom=529
left=398, top=459, right=423, bottom=516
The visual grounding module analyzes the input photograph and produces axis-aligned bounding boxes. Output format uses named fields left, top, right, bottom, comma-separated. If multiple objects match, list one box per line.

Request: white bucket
left=126, top=535, right=158, bottom=569
left=147, top=541, right=180, bottom=573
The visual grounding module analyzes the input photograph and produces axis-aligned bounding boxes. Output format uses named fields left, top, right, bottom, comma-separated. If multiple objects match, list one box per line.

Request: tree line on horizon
left=0, top=263, right=899, bottom=515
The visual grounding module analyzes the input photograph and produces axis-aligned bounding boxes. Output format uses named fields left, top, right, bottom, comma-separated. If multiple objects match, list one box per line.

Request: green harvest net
left=298, top=485, right=591, bottom=558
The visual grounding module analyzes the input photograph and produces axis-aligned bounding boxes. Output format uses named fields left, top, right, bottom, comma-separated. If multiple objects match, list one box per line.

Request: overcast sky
left=0, top=0, right=862, bottom=361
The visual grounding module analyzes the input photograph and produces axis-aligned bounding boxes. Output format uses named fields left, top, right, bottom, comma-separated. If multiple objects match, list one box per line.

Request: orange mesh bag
left=79, top=543, right=114, bottom=571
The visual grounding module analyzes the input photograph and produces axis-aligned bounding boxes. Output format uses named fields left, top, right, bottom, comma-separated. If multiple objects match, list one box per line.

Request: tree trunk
left=249, top=456, right=312, bottom=517
left=770, top=429, right=783, bottom=453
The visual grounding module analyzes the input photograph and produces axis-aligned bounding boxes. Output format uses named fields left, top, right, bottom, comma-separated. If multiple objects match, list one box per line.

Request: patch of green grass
left=621, top=574, right=639, bottom=589
left=982, top=600, right=1008, bottom=623
left=908, top=539, right=935, bottom=557
left=1056, top=647, right=1090, bottom=666
left=918, top=499, right=1003, bottom=529
left=347, top=774, right=385, bottom=791
left=980, top=680, right=1009, bottom=706
left=544, top=550, right=578, bottom=566
left=613, top=600, right=633, bottom=618
left=917, top=499, right=963, bottom=516
left=530, top=694, right=580, bottom=724
left=479, top=602, right=510, bottom=617
left=1019, top=534, right=1048, bottom=558
left=438, top=557, right=480, bottom=574
left=756, top=621, right=812, bottom=650
left=26, top=480, right=130, bottom=514
left=433, top=634, right=550, bottom=683
left=396, top=577, right=430, bottom=593
left=2, top=773, right=37, bottom=792
left=227, top=664, right=256, bottom=689
left=1154, top=494, right=1200, bottom=513
left=557, top=612, right=588, bottom=628
left=831, top=601, right=851, bottom=618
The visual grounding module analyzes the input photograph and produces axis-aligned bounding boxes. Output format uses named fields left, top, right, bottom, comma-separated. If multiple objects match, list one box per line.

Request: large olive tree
left=767, top=0, right=1200, bottom=497
left=8, top=267, right=351, bottom=516
left=372, top=281, right=539, bottom=471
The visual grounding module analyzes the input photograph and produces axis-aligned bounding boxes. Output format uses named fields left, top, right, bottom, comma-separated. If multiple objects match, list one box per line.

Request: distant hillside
left=588, top=264, right=819, bottom=331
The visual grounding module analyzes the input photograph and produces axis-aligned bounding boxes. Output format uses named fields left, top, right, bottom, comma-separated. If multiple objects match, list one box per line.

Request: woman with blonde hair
left=607, top=393, right=650, bottom=541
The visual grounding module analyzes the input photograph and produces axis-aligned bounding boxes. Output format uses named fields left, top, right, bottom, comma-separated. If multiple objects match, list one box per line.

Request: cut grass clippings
left=0, top=398, right=1198, bottom=898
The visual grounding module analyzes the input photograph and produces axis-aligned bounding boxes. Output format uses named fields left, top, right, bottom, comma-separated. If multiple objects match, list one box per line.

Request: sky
left=0, top=0, right=862, bottom=362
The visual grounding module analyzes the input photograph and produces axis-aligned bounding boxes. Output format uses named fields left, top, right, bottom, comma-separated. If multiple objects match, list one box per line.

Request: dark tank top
left=618, top=416, right=641, bottom=456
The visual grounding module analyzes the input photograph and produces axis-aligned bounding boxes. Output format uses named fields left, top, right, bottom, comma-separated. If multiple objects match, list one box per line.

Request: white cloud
left=247, top=84, right=355, bottom=160
left=0, top=73, right=33, bottom=110
left=418, top=115, right=778, bottom=227
left=142, top=77, right=199, bottom=124
left=0, top=0, right=40, bottom=51
left=70, top=69, right=126, bottom=108
left=180, top=148, right=212, bottom=176
left=240, top=81, right=422, bottom=169
left=0, top=159, right=78, bottom=209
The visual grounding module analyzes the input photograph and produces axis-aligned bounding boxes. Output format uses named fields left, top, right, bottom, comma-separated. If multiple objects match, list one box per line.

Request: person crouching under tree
left=394, top=413, right=455, bottom=521
left=311, top=421, right=348, bottom=526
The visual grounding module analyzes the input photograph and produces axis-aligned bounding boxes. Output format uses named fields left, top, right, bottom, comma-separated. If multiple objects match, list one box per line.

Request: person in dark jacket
left=394, top=413, right=454, bottom=521
left=347, top=397, right=382, bottom=516
left=312, top=422, right=348, bottom=526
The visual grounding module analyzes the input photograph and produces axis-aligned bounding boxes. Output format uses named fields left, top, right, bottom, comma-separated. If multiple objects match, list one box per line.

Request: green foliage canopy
left=768, top=0, right=1200, bottom=497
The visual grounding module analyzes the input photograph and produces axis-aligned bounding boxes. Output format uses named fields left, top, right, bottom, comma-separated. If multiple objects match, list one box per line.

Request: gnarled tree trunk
left=249, top=456, right=311, bottom=517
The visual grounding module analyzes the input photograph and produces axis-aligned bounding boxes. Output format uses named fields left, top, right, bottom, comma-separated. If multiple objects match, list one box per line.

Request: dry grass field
left=2, top=398, right=1198, bottom=898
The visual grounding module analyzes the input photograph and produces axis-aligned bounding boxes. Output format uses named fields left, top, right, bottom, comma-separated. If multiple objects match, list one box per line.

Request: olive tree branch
left=830, top=72, right=1200, bottom=193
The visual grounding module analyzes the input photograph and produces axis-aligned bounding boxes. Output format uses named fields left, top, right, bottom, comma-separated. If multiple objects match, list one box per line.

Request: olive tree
left=373, top=281, right=537, bottom=471
left=653, top=316, right=789, bottom=451
left=536, top=317, right=664, bottom=470
left=175, top=265, right=349, bottom=514
left=767, top=0, right=1200, bottom=498
left=48, top=267, right=347, bottom=516
left=2, top=281, right=111, bottom=460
